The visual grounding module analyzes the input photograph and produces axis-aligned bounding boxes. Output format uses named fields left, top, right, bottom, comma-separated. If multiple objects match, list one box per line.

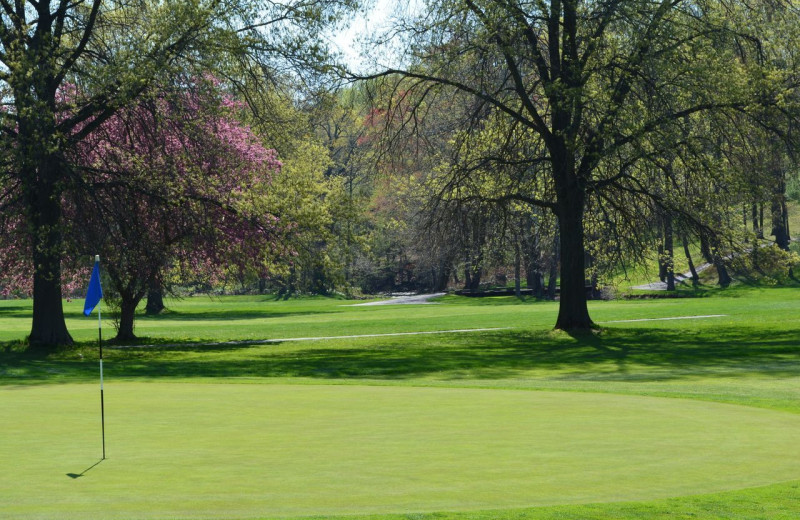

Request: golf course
left=2, top=287, right=800, bottom=519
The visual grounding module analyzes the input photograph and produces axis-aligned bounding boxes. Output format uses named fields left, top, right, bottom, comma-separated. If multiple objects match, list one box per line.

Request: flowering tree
left=0, top=0, right=359, bottom=348
left=0, top=79, right=284, bottom=340
left=65, top=79, right=283, bottom=340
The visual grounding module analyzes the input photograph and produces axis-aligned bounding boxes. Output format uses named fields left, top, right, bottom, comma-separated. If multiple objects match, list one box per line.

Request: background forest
left=1, top=0, right=800, bottom=344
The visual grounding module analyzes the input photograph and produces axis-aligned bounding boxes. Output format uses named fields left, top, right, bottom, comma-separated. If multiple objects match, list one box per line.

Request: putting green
left=2, top=383, right=799, bottom=519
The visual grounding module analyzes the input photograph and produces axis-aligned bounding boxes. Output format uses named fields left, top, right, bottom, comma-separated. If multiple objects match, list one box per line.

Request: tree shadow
left=0, top=304, right=30, bottom=315
left=60, top=309, right=333, bottom=322
left=4, top=327, right=800, bottom=384
left=94, top=328, right=800, bottom=381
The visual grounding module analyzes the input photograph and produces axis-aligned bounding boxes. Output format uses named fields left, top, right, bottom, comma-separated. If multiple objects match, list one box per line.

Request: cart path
left=347, top=292, right=447, bottom=306
left=631, top=263, right=711, bottom=291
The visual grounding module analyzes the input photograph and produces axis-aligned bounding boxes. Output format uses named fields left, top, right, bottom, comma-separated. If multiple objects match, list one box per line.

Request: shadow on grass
left=0, top=304, right=31, bottom=314
left=141, top=308, right=348, bottom=322
left=66, top=459, right=104, bottom=479
left=59, top=309, right=338, bottom=322
left=3, top=326, right=799, bottom=384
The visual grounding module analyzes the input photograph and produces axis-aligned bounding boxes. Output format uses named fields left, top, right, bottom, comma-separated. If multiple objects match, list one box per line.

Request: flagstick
left=99, top=306, right=105, bottom=460
left=85, top=254, right=105, bottom=460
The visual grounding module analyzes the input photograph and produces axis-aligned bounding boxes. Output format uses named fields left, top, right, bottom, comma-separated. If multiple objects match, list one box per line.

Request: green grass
left=4, top=384, right=799, bottom=519
left=1, top=286, right=800, bottom=519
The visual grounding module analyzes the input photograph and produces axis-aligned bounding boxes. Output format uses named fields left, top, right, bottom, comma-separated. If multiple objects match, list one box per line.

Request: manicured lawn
left=1, top=285, right=799, bottom=519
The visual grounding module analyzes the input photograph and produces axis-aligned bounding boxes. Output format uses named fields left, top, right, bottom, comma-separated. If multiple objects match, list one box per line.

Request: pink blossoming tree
left=65, top=78, right=283, bottom=340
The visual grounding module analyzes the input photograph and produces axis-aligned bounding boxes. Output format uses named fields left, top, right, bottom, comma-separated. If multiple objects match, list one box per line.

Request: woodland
left=1, top=0, right=800, bottom=347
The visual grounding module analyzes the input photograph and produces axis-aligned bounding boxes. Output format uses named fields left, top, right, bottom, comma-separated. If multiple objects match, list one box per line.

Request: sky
left=328, top=0, right=421, bottom=71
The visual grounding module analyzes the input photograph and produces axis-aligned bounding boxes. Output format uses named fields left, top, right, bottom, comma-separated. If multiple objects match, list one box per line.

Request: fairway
left=3, top=382, right=800, bottom=519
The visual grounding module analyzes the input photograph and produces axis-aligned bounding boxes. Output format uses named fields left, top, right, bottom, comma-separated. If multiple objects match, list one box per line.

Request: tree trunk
left=700, top=234, right=712, bottom=264
left=664, top=214, right=675, bottom=291
left=554, top=198, right=594, bottom=330
left=524, top=241, right=543, bottom=298
left=514, top=241, right=522, bottom=298
left=27, top=156, right=73, bottom=347
left=525, top=265, right=536, bottom=290
left=530, top=271, right=544, bottom=299
left=116, top=297, right=140, bottom=341
left=742, top=204, right=748, bottom=242
left=434, top=260, right=451, bottom=291
left=681, top=233, right=699, bottom=286
left=469, top=266, right=482, bottom=291
left=464, top=258, right=482, bottom=291
left=771, top=169, right=790, bottom=251
left=30, top=263, right=73, bottom=347
left=547, top=232, right=559, bottom=301
left=716, top=257, right=732, bottom=287
left=145, top=281, right=165, bottom=315
left=700, top=233, right=730, bottom=287
left=752, top=203, right=761, bottom=239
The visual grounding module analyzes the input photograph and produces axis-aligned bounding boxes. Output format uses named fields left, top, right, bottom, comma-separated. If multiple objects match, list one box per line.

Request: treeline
left=255, top=84, right=800, bottom=300
left=2, top=0, right=800, bottom=346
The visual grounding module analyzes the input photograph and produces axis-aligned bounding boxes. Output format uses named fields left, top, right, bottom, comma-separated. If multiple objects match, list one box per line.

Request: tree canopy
left=358, top=0, right=800, bottom=329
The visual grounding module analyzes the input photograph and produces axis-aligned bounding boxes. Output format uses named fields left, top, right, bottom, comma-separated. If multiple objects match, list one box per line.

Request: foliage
left=732, top=244, right=800, bottom=285
left=0, top=0, right=361, bottom=347
left=360, top=0, right=800, bottom=329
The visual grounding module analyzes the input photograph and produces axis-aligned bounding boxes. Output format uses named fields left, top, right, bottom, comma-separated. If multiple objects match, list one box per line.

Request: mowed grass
left=0, top=293, right=558, bottom=344
left=1, top=285, right=800, bottom=519
left=4, top=384, right=800, bottom=519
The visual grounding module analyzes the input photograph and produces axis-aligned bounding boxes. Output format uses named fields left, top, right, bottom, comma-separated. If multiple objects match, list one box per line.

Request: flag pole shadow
left=67, top=459, right=104, bottom=479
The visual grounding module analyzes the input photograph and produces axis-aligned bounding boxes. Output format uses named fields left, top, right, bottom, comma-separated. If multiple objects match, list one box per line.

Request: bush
left=734, top=244, right=800, bottom=284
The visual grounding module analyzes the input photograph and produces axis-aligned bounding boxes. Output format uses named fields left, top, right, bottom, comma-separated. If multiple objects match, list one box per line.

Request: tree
left=68, top=80, right=281, bottom=340
left=0, top=0, right=231, bottom=346
left=0, top=0, right=359, bottom=347
left=361, top=0, right=800, bottom=330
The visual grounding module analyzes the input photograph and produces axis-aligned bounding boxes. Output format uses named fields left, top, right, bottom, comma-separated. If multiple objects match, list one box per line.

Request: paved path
left=631, top=263, right=711, bottom=291
left=348, top=292, right=447, bottom=306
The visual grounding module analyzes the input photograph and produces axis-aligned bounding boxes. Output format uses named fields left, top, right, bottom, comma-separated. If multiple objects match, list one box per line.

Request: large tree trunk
left=28, top=156, right=73, bottom=347
left=30, top=261, right=73, bottom=347
left=116, top=297, right=140, bottom=341
left=145, top=281, right=165, bottom=315
left=554, top=195, right=594, bottom=330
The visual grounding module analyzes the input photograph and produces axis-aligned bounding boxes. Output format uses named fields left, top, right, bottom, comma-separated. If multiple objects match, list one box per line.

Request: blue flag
left=83, top=259, right=103, bottom=316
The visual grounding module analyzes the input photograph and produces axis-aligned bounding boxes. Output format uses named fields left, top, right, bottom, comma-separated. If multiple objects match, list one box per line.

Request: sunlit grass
left=1, top=285, right=799, bottom=519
